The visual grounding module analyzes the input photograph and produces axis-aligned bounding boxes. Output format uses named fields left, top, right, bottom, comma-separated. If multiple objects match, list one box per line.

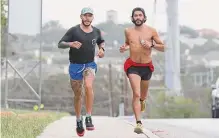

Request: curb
left=123, top=120, right=160, bottom=138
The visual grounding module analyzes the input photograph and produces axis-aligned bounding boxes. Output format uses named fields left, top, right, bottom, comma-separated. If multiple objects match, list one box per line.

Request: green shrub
left=149, top=91, right=208, bottom=118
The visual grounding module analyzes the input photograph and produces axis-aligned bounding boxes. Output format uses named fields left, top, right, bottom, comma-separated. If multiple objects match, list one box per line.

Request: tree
left=180, top=26, right=199, bottom=38
left=1, top=0, right=7, bottom=27
left=1, top=0, right=7, bottom=57
left=96, top=21, right=132, bottom=46
left=35, top=20, right=66, bottom=44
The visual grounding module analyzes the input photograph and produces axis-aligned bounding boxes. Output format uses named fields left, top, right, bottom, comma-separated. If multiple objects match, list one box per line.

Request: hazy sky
left=42, top=0, right=219, bottom=31
left=9, top=0, right=219, bottom=35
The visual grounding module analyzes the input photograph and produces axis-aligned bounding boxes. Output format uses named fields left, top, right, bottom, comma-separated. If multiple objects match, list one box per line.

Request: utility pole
left=152, top=0, right=157, bottom=26
left=165, top=0, right=181, bottom=95
left=108, top=63, right=114, bottom=116
left=119, top=74, right=124, bottom=116
left=124, top=73, right=128, bottom=115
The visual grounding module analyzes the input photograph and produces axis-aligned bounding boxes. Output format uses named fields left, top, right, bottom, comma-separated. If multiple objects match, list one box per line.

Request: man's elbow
left=155, top=44, right=165, bottom=52
left=58, top=41, right=62, bottom=48
left=58, top=41, right=68, bottom=49
left=161, top=45, right=165, bottom=52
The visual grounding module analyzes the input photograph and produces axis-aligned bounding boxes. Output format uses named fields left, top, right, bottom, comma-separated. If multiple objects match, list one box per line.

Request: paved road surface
left=124, top=116, right=219, bottom=138
left=37, top=116, right=154, bottom=138
left=37, top=116, right=219, bottom=138
left=143, top=119, right=219, bottom=138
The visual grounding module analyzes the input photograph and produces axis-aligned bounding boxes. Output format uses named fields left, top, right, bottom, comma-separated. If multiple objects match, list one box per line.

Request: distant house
left=106, top=10, right=118, bottom=24
left=198, top=29, right=219, bottom=38
left=203, top=51, right=219, bottom=67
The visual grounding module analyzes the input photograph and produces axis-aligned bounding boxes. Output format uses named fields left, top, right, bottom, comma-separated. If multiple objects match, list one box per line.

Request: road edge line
left=123, top=120, right=161, bottom=138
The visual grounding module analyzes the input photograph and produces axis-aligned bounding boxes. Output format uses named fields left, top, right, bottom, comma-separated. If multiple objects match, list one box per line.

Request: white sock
left=86, top=113, right=91, bottom=117
left=76, top=116, right=82, bottom=122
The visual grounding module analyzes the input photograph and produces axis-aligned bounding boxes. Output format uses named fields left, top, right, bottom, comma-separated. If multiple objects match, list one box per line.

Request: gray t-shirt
left=59, top=24, right=104, bottom=64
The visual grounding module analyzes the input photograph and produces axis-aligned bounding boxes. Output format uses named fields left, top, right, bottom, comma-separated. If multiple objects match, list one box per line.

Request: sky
left=8, top=0, right=219, bottom=35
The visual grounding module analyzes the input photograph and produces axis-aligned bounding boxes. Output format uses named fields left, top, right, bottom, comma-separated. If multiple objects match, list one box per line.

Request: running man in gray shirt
left=58, top=7, right=105, bottom=137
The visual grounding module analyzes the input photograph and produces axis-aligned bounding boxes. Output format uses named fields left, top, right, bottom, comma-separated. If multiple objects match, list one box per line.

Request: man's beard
left=82, top=20, right=92, bottom=27
left=133, top=19, right=144, bottom=26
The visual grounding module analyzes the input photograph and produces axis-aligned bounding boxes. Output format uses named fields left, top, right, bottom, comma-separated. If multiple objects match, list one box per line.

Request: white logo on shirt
left=92, top=39, right=96, bottom=45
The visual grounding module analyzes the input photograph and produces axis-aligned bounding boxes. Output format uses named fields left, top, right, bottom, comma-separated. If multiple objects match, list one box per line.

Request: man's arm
left=96, top=29, right=105, bottom=51
left=58, top=27, right=74, bottom=49
left=58, top=41, right=72, bottom=49
left=152, top=29, right=165, bottom=52
left=124, top=28, right=130, bottom=49
left=98, top=42, right=105, bottom=51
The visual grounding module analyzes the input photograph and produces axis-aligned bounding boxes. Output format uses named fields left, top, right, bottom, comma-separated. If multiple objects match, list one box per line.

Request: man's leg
left=140, top=67, right=152, bottom=112
left=140, top=80, right=150, bottom=112
left=69, top=63, right=85, bottom=136
left=70, top=79, right=84, bottom=136
left=70, top=80, right=83, bottom=120
left=83, top=67, right=95, bottom=130
left=128, top=73, right=143, bottom=134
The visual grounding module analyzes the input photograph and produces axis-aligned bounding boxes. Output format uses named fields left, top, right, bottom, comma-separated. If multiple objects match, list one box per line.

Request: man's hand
left=140, top=39, right=153, bottom=49
left=69, top=41, right=82, bottom=49
left=119, top=45, right=129, bottom=53
left=97, top=48, right=104, bottom=58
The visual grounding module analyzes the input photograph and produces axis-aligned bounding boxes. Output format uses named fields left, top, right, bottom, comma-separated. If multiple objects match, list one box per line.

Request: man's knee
left=73, top=88, right=83, bottom=101
left=140, top=89, right=149, bottom=94
left=84, top=83, right=93, bottom=90
left=74, top=93, right=82, bottom=101
left=133, top=91, right=140, bottom=99
left=83, top=68, right=95, bottom=90
left=70, top=80, right=83, bottom=97
left=84, top=78, right=93, bottom=90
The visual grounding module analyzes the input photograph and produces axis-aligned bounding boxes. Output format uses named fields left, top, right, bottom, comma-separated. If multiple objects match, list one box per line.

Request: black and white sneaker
left=85, top=116, right=94, bottom=130
left=76, top=120, right=85, bottom=137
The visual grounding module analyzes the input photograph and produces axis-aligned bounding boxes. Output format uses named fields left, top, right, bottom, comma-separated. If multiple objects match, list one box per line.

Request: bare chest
left=128, top=30, right=153, bottom=45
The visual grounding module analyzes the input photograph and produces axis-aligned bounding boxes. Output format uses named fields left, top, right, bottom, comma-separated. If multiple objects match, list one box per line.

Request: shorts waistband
left=70, top=61, right=94, bottom=64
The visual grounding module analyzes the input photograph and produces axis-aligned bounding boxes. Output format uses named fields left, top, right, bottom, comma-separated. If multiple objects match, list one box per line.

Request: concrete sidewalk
left=37, top=116, right=156, bottom=138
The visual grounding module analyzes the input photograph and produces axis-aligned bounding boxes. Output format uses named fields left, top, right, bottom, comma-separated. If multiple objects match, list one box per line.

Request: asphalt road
left=37, top=116, right=219, bottom=138
left=125, top=116, right=219, bottom=138
left=143, top=119, right=219, bottom=138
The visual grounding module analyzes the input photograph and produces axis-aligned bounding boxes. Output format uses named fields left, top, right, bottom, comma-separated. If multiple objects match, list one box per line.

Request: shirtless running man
left=120, top=7, right=165, bottom=134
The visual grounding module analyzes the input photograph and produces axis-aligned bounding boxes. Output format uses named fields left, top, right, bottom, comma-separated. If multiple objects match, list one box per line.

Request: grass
left=1, top=109, right=69, bottom=138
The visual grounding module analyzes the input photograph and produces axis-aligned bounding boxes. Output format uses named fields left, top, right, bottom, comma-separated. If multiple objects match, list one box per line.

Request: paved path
left=37, top=116, right=156, bottom=138
left=142, top=119, right=219, bottom=138
left=124, top=116, right=219, bottom=138
left=37, top=116, right=219, bottom=138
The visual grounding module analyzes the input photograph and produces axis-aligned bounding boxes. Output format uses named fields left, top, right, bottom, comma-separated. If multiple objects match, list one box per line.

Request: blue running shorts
left=69, top=62, right=97, bottom=80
